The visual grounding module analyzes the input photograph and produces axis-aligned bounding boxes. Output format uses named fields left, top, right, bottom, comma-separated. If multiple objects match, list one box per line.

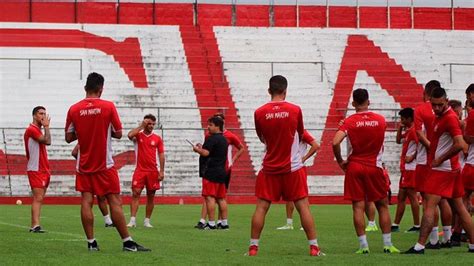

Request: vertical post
left=117, top=0, right=120, bottom=24
left=193, top=0, right=198, bottom=26
left=411, top=0, right=414, bottom=29
left=152, top=0, right=156, bottom=25
left=28, top=59, right=31, bottom=79
left=387, top=0, right=390, bottom=29
left=451, top=0, right=454, bottom=30
left=269, top=0, right=274, bottom=27
left=296, top=0, right=299, bottom=27
left=320, top=62, right=323, bottom=82
left=160, top=127, right=165, bottom=196
left=449, top=64, right=452, bottom=83
left=271, top=62, right=274, bottom=77
left=326, top=0, right=329, bottom=28
left=232, top=0, right=237, bottom=26
left=356, top=0, right=359, bottom=29
left=74, top=0, right=78, bottom=23
left=29, top=0, right=33, bottom=22
left=2, top=129, right=13, bottom=196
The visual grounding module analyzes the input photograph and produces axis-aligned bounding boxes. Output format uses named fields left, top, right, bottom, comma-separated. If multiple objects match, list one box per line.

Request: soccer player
left=249, top=75, right=323, bottom=256
left=404, top=87, right=474, bottom=254
left=414, top=80, right=452, bottom=248
left=65, top=72, right=150, bottom=252
left=195, top=113, right=244, bottom=230
left=126, top=114, right=165, bottom=228
left=72, top=145, right=114, bottom=227
left=333, top=88, right=399, bottom=254
left=192, top=116, right=228, bottom=230
left=277, top=130, right=320, bottom=230
left=24, top=106, right=51, bottom=233
left=391, top=108, right=420, bottom=233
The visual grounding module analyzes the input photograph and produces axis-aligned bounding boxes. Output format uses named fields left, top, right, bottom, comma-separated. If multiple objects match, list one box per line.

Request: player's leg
left=81, top=192, right=98, bottom=250
left=277, top=202, right=295, bottom=230
left=439, top=199, right=453, bottom=246
left=97, top=195, right=113, bottom=227
left=294, top=197, right=323, bottom=256
left=30, top=187, right=46, bottom=231
left=216, top=198, right=228, bottom=229
left=144, top=190, right=156, bottom=228
left=353, top=200, right=370, bottom=253
left=248, top=198, right=271, bottom=256
left=365, top=201, right=378, bottom=232
left=374, top=197, right=399, bottom=253
left=450, top=197, right=474, bottom=252
left=406, top=188, right=421, bottom=232
left=392, top=188, right=408, bottom=232
left=128, top=187, right=142, bottom=228
left=204, top=196, right=217, bottom=229
left=195, top=200, right=207, bottom=229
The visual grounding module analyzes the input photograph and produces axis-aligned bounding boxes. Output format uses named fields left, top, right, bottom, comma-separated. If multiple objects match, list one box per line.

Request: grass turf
left=0, top=204, right=472, bottom=265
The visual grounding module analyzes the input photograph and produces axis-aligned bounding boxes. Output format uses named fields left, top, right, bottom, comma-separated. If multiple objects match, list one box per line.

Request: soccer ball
left=16, top=200, right=22, bottom=205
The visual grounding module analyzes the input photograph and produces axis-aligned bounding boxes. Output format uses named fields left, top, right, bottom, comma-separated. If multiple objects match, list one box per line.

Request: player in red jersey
left=248, top=75, right=323, bottom=257
left=333, top=88, right=399, bottom=254
left=72, top=145, right=114, bottom=227
left=391, top=108, right=420, bottom=233
left=414, top=80, right=452, bottom=248
left=126, top=114, right=165, bottom=228
left=24, top=106, right=51, bottom=233
left=404, top=87, right=474, bottom=254
left=276, top=130, right=320, bottom=230
left=65, top=72, right=149, bottom=252
left=195, top=113, right=245, bottom=230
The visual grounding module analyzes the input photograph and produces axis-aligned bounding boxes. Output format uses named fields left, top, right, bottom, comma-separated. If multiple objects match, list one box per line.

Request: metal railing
left=442, top=63, right=474, bottom=83
left=0, top=58, right=83, bottom=80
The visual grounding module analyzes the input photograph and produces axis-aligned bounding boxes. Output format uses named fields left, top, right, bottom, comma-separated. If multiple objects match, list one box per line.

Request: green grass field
left=0, top=204, right=472, bottom=265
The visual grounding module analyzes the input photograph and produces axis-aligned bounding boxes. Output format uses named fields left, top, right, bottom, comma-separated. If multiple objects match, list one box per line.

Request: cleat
left=310, top=245, right=325, bottom=256
left=403, top=246, right=424, bottom=254
left=29, top=226, right=46, bottom=233
left=143, top=222, right=153, bottom=228
left=391, top=225, right=400, bottom=232
left=383, top=245, right=400, bottom=253
left=365, top=224, right=378, bottom=232
left=123, top=241, right=151, bottom=252
left=87, top=240, right=100, bottom=251
left=105, top=223, right=115, bottom=228
left=194, top=221, right=206, bottom=229
left=469, top=248, right=474, bottom=253
left=216, top=223, right=222, bottom=229
left=450, top=233, right=461, bottom=247
left=425, top=241, right=441, bottom=249
left=219, top=224, right=230, bottom=230
left=127, top=222, right=136, bottom=228
left=276, top=224, right=294, bottom=230
left=355, top=247, right=370, bottom=254
left=300, top=227, right=304, bottom=231
left=405, top=226, right=420, bottom=233
left=248, top=245, right=258, bottom=256
left=203, top=223, right=216, bottom=230
left=440, top=241, right=452, bottom=248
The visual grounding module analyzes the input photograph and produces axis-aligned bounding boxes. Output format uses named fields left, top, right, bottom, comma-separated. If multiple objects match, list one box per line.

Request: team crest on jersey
left=151, top=141, right=156, bottom=146
left=272, top=105, right=280, bottom=110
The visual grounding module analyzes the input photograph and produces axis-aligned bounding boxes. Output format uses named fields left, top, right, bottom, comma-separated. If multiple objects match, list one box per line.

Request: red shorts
left=344, top=162, right=387, bottom=202
left=27, top=171, right=50, bottom=189
left=425, top=170, right=462, bottom=198
left=132, top=170, right=161, bottom=191
left=255, top=167, right=308, bottom=202
left=202, top=178, right=226, bottom=199
left=415, top=164, right=430, bottom=193
left=462, top=164, right=474, bottom=191
left=76, top=167, right=121, bottom=196
left=400, top=170, right=416, bottom=189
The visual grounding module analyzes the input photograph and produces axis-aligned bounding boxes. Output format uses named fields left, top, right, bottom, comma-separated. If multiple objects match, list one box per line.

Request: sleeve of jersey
left=110, top=104, right=122, bottom=132
left=28, top=128, right=42, bottom=142
left=302, top=131, right=315, bottom=144
left=448, top=116, right=462, bottom=137
left=65, top=108, right=75, bottom=133
left=158, top=137, right=165, bottom=153
left=254, top=111, right=263, bottom=142
left=338, top=117, right=349, bottom=133
left=230, top=134, right=242, bottom=147
left=465, top=111, right=474, bottom=136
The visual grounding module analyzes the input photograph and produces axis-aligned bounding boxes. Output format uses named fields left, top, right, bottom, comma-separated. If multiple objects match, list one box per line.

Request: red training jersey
left=24, top=123, right=50, bottom=172
left=254, top=101, right=304, bottom=175
left=134, top=131, right=164, bottom=171
left=65, top=98, right=122, bottom=173
left=463, top=110, right=474, bottom=166
left=429, top=108, right=463, bottom=172
left=339, top=111, right=386, bottom=168
left=414, top=101, right=435, bottom=165
left=400, top=126, right=417, bottom=171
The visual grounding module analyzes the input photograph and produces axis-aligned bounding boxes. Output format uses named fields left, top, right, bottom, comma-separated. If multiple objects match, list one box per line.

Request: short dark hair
left=269, top=75, right=288, bottom=95
left=352, top=88, right=369, bottom=105
left=448, top=99, right=462, bottom=109
left=466, top=83, right=474, bottom=95
left=431, top=87, right=447, bottom=99
left=85, top=72, right=104, bottom=93
left=208, top=116, right=224, bottom=131
left=32, top=106, right=45, bottom=116
left=424, top=80, right=441, bottom=97
left=213, top=112, right=225, bottom=120
left=398, top=107, right=414, bottom=119
left=144, top=114, right=156, bottom=122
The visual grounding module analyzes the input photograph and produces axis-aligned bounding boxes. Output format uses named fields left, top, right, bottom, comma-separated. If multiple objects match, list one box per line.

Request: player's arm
left=464, top=133, right=474, bottom=144
left=193, top=144, right=210, bottom=157
left=431, top=135, right=465, bottom=167
left=158, top=152, right=165, bottom=181
left=231, top=143, right=245, bottom=166
left=396, top=123, right=404, bottom=144
left=254, top=112, right=265, bottom=143
left=36, top=114, right=51, bottom=145
left=128, top=120, right=146, bottom=140
left=71, top=144, right=79, bottom=159
left=405, top=154, right=416, bottom=163
left=302, top=140, right=320, bottom=163
left=332, top=130, right=348, bottom=171
left=111, top=130, right=122, bottom=139
left=416, top=130, right=430, bottom=149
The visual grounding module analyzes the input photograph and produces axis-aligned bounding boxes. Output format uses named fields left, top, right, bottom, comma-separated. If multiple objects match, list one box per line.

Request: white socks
left=414, top=242, right=425, bottom=251
left=368, top=221, right=376, bottom=226
left=382, top=233, right=392, bottom=247
left=287, top=218, right=293, bottom=225
left=308, top=239, right=318, bottom=246
left=122, top=236, right=133, bottom=242
left=129, top=217, right=136, bottom=224
left=429, top=227, right=439, bottom=245
left=104, top=215, right=112, bottom=225
left=199, top=218, right=206, bottom=224
left=87, top=238, right=96, bottom=244
left=250, top=239, right=259, bottom=246
left=222, top=219, right=228, bottom=226
left=358, top=235, right=369, bottom=249
left=442, top=226, right=452, bottom=243
left=208, top=221, right=216, bottom=226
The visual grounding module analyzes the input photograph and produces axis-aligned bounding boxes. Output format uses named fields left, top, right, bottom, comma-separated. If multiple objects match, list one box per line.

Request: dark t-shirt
left=201, top=133, right=228, bottom=183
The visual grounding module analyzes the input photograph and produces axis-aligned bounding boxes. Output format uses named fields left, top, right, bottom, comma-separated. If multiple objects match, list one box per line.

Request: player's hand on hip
left=338, top=160, right=348, bottom=172
left=431, top=158, right=442, bottom=167
left=159, top=172, right=164, bottom=181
